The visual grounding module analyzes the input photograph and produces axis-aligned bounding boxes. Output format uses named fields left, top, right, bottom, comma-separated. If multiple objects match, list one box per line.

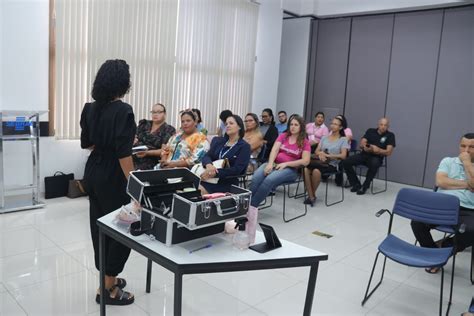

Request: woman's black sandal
left=115, top=278, right=127, bottom=289
left=95, top=285, right=134, bottom=306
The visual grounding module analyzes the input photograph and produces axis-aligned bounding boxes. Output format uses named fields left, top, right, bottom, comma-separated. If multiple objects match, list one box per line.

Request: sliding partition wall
left=304, top=6, right=474, bottom=187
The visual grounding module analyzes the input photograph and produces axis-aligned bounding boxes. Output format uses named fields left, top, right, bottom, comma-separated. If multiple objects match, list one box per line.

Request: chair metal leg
left=446, top=254, right=455, bottom=316
left=287, top=175, right=305, bottom=199
left=439, top=267, right=445, bottom=316
left=259, top=193, right=273, bottom=210
left=325, top=174, right=344, bottom=207
left=362, top=252, right=385, bottom=306
left=283, top=184, right=308, bottom=223
left=241, top=175, right=248, bottom=189
left=371, top=165, right=387, bottom=195
left=471, top=249, right=474, bottom=285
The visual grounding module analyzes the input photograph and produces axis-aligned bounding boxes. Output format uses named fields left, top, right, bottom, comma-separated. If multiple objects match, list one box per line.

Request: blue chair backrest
left=350, top=139, right=358, bottom=152
left=393, top=188, right=459, bottom=226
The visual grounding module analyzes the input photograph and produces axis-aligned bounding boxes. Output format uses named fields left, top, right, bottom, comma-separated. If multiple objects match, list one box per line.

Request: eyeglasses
left=150, top=110, right=165, bottom=114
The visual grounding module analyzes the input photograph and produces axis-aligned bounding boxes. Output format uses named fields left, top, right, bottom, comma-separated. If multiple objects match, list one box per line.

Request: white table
left=97, top=210, right=328, bottom=316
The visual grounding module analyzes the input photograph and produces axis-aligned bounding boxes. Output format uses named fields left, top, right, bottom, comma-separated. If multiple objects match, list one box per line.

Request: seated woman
left=199, top=115, right=250, bottom=194
left=159, top=110, right=209, bottom=169
left=333, top=114, right=352, bottom=142
left=332, top=114, right=352, bottom=186
left=192, top=108, right=208, bottom=135
left=243, top=113, right=264, bottom=172
left=259, top=108, right=279, bottom=160
left=133, top=103, right=176, bottom=170
left=304, top=117, right=349, bottom=206
left=249, top=115, right=310, bottom=208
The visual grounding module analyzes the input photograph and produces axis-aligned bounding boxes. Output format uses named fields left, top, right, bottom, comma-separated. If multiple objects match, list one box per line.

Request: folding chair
left=349, top=139, right=358, bottom=155
left=258, top=171, right=308, bottom=223
left=361, top=188, right=460, bottom=316
left=321, top=168, right=344, bottom=207
left=357, top=158, right=388, bottom=194
left=287, top=168, right=305, bottom=199
left=414, top=186, right=474, bottom=284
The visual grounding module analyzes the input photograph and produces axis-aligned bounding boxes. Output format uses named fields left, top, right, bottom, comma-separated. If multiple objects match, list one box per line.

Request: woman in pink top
left=306, top=112, right=329, bottom=150
left=249, top=115, right=311, bottom=207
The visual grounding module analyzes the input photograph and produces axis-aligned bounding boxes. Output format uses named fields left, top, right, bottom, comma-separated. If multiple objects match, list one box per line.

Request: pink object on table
left=246, top=205, right=258, bottom=244
left=202, top=192, right=227, bottom=199
left=224, top=205, right=258, bottom=244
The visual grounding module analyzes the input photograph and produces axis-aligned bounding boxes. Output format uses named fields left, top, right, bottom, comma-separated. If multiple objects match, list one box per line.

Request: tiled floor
left=0, top=180, right=472, bottom=315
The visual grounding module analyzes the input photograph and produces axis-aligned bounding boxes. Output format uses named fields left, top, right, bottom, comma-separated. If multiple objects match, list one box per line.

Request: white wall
left=251, top=0, right=284, bottom=115
left=0, top=0, right=88, bottom=194
left=1, top=0, right=49, bottom=111
left=1, top=0, right=298, bottom=194
left=0, top=1, right=3, bottom=105
left=276, top=18, right=311, bottom=117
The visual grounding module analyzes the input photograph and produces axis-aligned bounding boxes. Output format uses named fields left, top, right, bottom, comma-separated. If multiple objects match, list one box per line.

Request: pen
left=189, top=243, right=212, bottom=254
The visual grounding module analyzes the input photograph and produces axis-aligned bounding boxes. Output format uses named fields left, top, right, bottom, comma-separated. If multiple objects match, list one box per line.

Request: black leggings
left=84, top=156, right=131, bottom=276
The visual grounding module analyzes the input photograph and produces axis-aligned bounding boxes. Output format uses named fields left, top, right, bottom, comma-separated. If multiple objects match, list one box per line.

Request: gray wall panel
left=423, top=7, right=474, bottom=187
left=303, top=6, right=474, bottom=187
left=385, top=10, right=443, bottom=186
left=277, top=18, right=312, bottom=117
left=310, top=18, right=351, bottom=121
left=344, top=14, right=393, bottom=141
left=305, top=20, right=318, bottom=120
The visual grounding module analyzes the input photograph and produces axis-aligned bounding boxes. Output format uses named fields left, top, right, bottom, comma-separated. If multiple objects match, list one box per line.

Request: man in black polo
left=342, top=118, right=396, bottom=195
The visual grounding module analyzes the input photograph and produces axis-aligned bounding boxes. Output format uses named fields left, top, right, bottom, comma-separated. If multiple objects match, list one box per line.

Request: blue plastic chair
left=413, top=186, right=474, bottom=285
left=361, top=188, right=460, bottom=316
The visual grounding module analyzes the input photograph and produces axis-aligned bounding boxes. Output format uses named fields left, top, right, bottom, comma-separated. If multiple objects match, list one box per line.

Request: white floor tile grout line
left=1, top=289, right=29, bottom=316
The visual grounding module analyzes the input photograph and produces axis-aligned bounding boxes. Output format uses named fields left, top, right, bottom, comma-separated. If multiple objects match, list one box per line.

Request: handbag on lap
left=191, top=159, right=229, bottom=184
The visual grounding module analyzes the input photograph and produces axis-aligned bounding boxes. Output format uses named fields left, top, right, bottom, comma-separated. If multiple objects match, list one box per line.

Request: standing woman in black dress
left=80, top=59, right=136, bottom=305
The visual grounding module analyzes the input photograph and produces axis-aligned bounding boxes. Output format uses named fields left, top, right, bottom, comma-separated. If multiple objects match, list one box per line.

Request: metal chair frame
left=361, top=189, right=459, bottom=316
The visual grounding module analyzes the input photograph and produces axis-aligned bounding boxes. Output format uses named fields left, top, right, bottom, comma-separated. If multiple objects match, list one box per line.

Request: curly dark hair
left=91, top=59, right=131, bottom=104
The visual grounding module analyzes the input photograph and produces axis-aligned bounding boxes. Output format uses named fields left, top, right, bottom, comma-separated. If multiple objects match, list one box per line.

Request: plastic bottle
left=246, top=205, right=258, bottom=244
left=233, top=218, right=250, bottom=250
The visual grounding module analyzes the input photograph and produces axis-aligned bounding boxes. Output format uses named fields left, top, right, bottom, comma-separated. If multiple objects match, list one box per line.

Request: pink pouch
left=202, top=192, right=227, bottom=199
left=246, top=205, right=258, bottom=244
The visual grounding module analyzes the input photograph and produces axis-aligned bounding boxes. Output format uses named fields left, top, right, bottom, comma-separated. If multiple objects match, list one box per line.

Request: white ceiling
left=282, top=0, right=474, bottom=17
